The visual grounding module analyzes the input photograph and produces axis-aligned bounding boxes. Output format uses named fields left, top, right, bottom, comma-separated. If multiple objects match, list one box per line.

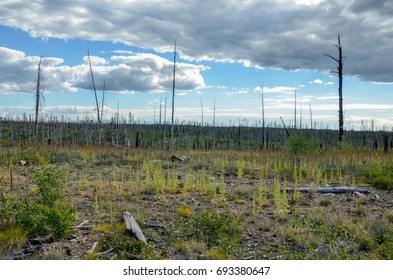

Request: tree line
left=1, top=116, right=392, bottom=152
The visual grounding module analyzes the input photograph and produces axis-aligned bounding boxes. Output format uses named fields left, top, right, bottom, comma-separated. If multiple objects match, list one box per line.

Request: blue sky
left=1, top=0, right=393, bottom=130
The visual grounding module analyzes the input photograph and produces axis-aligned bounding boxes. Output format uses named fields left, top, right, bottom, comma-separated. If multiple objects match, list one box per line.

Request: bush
left=188, top=209, right=244, bottom=256
left=285, top=133, right=319, bottom=156
left=4, top=166, right=75, bottom=239
left=32, top=166, right=63, bottom=206
left=360, top=160, right=393, bottom=190
left=369, top=177, right=393, bottom=191
left=44, top=203, right=75, bottom=238
left=0, top=228, right=28, bottom=256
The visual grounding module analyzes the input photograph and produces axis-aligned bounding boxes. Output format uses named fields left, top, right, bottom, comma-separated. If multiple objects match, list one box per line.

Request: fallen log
left=170, top=155, right=190, bottom=162
left=286, top=186, right=371, bottom=194
left=123, top=211, right=147, bottom=244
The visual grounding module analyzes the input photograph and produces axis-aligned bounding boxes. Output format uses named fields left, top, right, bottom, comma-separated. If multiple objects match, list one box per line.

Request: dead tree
left=171, top=39, right=177, bottom=148
left=34, top=56, right=44, bottom=144
left=280, top=116, right=290, bottom=137
left=309, top=102, right=313, bottom=130
left=261, top=84, right=265, bottom=149
left=324, top=35, right=344, bottom=142
left=294, top=89, right=297, bottom=129
left=101, top=80, right=106, bottom=123
left=200, top=98, right=204, bottom=127
left=87, top=49, right=101, bottom=125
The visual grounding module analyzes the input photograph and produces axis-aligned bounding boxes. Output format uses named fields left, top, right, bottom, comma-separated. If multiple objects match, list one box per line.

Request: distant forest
left=0, top=116, right=392, bottom=151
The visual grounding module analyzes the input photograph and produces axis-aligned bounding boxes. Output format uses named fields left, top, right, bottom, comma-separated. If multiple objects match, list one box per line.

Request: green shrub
left=0, top=228, right=28, bottom=256
left=285, top=133, right=319, bottom=156
left=360, top=160, right=393, bottom=190
left=44, top=203, right=75, bottom=238
left=369, top=222, right=390, bottom=245
left=187, top=209, right=244, bottom=256
left=370, top=177, right=393, bottom=190
left=32, top=165, right=63, bottom=206
left=98, top=231, right=153, bottom=260
left=3, top=166, right=75, bottom=239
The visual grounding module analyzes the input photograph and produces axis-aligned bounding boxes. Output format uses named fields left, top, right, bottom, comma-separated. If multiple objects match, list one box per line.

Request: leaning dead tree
left=34, top=56, right=44, bottom=144
left=87, top=49, right=101, bottom=125
left=324, top=35, right=344, bottom=142
left=280, top=116, right=290, bottom=137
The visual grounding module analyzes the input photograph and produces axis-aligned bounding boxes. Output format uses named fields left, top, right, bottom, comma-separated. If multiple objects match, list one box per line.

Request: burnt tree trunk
left=324, top=35, right=344, bottom=142
left=171, top=39, right=177, bottom=148
left=34, top=56, right=43, bottom=145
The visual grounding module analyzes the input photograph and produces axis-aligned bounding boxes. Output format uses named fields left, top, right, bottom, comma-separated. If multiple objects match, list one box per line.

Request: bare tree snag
left=200, top=98, right=204, bottom=127
left=294, top=89, right=297, bottom=129
left=34, top=56, right=43, bottom=144
left=324, top=35, right=344, bottom=142
left=261, top=84, right=265, bottom=149
left=101, top=80, right=106, bottom=123
left=171, top=39, right=177, bottom=148
left=123, top=211, right=147, bottom=244
left=280, top=116, right=290, bottom=137
left=87, top=49, right=101, bottom=125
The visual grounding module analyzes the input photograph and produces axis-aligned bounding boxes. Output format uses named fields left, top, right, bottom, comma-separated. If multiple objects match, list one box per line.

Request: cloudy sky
left=0, top=0, right=393, bottom=130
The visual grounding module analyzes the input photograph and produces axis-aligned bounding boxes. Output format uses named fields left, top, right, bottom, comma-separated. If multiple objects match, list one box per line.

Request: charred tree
left=261, top=84, right=265, bottom=149
left=294, top=89, right=297, bottom=130
left=324, top=35, right=344, bottom=142
left=87, top=50, right=101, bottom=125
left=280, top=116, right=290, bottom=137
left=171, top=39, right=177, bottom=148
left=34, top=56, right=44, bottom=145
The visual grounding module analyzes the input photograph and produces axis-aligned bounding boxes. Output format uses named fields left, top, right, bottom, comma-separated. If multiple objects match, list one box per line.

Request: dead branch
left=286, top=186, right=371, bottom=194
left=123, top=211, right=147, bottom=244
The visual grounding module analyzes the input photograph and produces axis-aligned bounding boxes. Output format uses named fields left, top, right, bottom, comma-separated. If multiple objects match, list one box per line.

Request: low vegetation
left=1, top=141, right=393, bottom=260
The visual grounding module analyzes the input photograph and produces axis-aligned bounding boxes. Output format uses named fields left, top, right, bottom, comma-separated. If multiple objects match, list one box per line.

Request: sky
left=0, top=0, right=393, bottom=130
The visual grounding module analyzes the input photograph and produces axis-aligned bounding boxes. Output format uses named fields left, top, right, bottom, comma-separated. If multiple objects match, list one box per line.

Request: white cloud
left=294, top=0, right=323, bottom=5
left=83, top=55, right=108, bottom=65
left=1, top=0, right=392, bottom=82
left=254, top=86, right=297, bottom=94
left=311, top=79, right=324, bottom=84
left=317, top=94, right=338, bottom=100
left=0, top=47, right=207, bottom=94
left=346, top=103, right=393, bottom=110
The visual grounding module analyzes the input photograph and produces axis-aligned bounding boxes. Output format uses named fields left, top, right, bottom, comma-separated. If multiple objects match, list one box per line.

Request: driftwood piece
left=170, top=155, right=190, bottom=162
left=73, top=219, right=92, bottom=230
left=29, top=234, right=54, bottom=245
left=87, top=241, right=99, bottom=254
left=96, top=247, right=115, bottom=256
left=123, top=211, right=147, bottom=244
left=287, top=186, right=371, bottom=194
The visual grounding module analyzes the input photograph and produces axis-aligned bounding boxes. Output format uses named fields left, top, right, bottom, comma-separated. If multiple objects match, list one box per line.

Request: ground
left=1, top=146, right=393, bottom=260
